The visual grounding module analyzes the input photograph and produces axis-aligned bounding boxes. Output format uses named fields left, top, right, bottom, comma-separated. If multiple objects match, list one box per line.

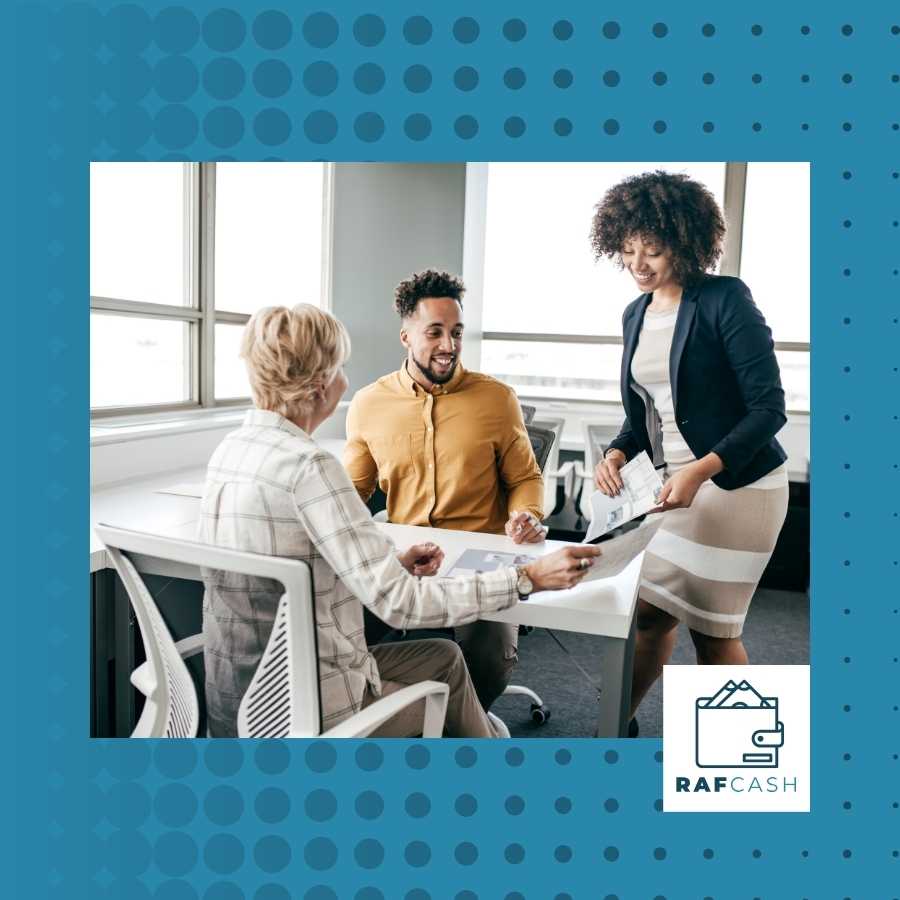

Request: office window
left=479, top=162, right=726, bottom=403
left=214, top=163, right=325, bottom=316
left=214, top=323, right=251, bottom=400
left=477, top=162, right=810, bottom=412
left=90, top=314, right=191, bottom=409
left=740, top=163, right=809, bottom=344
left=90, top=162, right=329, bottom=416
left=741, top=163, right=810, bottom=411
left=90, top=163, right=189, bottom=307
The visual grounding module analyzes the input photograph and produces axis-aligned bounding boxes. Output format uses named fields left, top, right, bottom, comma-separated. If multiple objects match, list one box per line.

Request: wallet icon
left=695, top=679, right=785, bottom=768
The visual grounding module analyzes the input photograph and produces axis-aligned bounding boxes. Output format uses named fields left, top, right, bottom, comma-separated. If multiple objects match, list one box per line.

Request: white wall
left=331, top=163, right=467, bottom=394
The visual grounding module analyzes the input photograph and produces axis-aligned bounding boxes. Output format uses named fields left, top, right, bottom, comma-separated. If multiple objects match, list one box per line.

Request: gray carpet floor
left=491, top=588, right=809, bottom=739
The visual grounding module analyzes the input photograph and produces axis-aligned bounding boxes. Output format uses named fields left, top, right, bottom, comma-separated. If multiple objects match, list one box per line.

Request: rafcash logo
left=663, top=666, right=809, bottom=812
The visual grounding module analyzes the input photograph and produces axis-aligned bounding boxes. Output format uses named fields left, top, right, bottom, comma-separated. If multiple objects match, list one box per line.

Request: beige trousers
left=363, top=639, right=500, bottom=738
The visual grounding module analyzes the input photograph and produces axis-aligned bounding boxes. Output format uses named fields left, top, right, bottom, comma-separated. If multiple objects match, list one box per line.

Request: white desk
left=91, top=466, right=641, bottom=737
left=380, top=523, right=640, bottom=737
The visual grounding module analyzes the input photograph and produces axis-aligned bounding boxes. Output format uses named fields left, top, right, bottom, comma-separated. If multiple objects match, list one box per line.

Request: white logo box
left=663, top=665, right=810, bottom=813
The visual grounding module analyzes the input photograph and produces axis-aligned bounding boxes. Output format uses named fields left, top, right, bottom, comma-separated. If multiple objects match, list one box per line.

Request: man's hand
left=523, top=545, right=603, bottom=591
left=505, top=510, right=547, bottom=544
left=397, top=542, right=444, bottom=577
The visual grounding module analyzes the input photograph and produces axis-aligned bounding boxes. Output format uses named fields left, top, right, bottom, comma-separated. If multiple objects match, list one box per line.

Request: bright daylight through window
left=90, top=162, right=327, bottom=415
left=479, top=162, right=809, bottom=412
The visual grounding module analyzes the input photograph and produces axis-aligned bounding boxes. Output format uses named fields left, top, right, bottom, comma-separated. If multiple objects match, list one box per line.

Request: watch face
left=517, top=571, right=533, bottom=595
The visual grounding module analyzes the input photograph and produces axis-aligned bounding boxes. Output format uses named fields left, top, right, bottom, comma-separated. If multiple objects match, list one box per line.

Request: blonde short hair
left=240, top=304, right=351, bottom=419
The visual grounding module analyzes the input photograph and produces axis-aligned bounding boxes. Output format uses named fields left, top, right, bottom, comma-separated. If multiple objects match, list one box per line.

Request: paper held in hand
left=445, top=517, right=662, bottom=585
left=583, top=451, right=664, bottom=543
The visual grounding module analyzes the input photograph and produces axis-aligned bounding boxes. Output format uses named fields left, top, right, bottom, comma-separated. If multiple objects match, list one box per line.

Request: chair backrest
left=530, top=417, right=565, bottom=517
left=102, top=542, right=200, bottom=739
left=526, top=425, right=554, bottom=472
left=237, top=588, right=317, bottom=738
left=519, top=403, right=536, bottom=425
left=578, top=419, right=620, bottom=520
left=95, top=524, right=318, bottom=738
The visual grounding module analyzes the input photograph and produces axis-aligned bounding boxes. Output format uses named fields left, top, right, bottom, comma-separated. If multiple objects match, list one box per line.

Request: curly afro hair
left=394, top=269, right=465, bottom=319
left=590, top=170, right=726, bottom=287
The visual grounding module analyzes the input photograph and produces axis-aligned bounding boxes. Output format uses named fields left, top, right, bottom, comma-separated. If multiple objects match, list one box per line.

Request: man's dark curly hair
left=590, top=170, right=726, bottom=287
left=394, top=269, right=465, bottom=319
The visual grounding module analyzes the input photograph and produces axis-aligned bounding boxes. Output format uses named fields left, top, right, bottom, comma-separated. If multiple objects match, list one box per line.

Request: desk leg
left=91, top=570, right=116, bottom=738
left=113, top=575, right=137, bottom=738
left=593, top=614, right=636, bottom=738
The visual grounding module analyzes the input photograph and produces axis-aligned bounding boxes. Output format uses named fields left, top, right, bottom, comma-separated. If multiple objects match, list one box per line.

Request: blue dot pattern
left=20, top=2, right=900, bottom=898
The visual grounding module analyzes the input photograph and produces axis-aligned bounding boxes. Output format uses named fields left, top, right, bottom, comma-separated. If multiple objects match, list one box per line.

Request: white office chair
left=95, top=524, right=449, bottom=739
left=573, top=419, right=622, bottom=523
left=98, top=526, right=201, bottom=739
left=530, top=417, right=576, bottom=519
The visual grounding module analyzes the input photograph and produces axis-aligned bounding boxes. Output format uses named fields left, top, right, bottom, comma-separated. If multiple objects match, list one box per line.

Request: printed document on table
left=583, top=451, right=664, bottom=543
left=446, top=549, right=538, bottom=577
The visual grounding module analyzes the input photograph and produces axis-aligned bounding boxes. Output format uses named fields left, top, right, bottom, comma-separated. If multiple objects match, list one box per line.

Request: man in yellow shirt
left=344, top=269, right=545, bottom=709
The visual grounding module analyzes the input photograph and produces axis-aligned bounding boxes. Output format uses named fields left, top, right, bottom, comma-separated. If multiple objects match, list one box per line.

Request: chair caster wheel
left=530, top=704, right=550, bottom=725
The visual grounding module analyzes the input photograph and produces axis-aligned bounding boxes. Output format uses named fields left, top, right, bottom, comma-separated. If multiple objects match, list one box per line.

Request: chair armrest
left=131, top=635, right=203, bottom=697
left=545, top=460, right=577, bottom=499
left=174, top=634, right=204, bottom=659
left=130, top=661, right=156, bottom=696
left=322, top=681, right=449, bottom=738
left=572, top=461, right=591, bottom=483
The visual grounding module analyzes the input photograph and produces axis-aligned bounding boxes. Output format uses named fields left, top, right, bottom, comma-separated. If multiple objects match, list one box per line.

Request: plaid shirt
left=198, top=409, right=518, bottom=737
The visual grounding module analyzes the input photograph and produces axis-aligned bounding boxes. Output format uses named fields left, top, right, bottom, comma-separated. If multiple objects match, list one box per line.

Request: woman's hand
left=523, top=545, right=603, bottom=591
left=594, top=449, right=626, bottom=496
left=398, top=542, right=444, bottom=577
left=652, top=455, right=722, bottom=511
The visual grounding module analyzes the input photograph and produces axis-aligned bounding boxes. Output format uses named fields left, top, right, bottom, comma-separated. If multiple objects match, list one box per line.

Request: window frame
left=90, top=161, right=333, bottom=419
left=470, top=161, right=810, bottom=414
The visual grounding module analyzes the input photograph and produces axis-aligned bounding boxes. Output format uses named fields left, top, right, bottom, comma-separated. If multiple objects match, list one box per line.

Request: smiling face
left=621, top=233, right=681, bottom=295
left=400, top=297, right=464, bottom=388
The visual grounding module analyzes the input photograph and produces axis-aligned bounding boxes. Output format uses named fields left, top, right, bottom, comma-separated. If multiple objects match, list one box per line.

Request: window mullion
left=721, top=162, right=747, bottom=276
left=199, top=162, right=216, bottom=408
left=90, top=297, right=201, bottom=320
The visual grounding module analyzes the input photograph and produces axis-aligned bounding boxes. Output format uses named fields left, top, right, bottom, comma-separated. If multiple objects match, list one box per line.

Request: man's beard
left=412, top=352, right=458, bottom=385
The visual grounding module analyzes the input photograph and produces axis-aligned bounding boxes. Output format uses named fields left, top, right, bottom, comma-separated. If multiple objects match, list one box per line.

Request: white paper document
left=579, top=517, right=662, bottom=581
left=583, top=451, right=664, bottom=543
left=444, top=517, right=660, bottom=585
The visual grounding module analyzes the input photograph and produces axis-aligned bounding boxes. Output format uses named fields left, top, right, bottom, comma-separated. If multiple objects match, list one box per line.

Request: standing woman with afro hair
left=590, top=171, right=789, bottom=733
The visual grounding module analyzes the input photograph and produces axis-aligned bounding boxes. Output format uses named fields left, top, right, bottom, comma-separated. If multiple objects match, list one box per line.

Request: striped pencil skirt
left=639, top=464, right=789, bottom=638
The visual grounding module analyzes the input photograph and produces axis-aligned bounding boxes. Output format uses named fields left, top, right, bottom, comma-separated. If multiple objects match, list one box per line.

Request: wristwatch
left=515, top=565, right=534, bottom=600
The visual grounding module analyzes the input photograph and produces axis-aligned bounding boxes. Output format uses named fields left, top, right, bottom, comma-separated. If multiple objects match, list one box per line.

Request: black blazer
left=606, top=275, right=787, bottom=490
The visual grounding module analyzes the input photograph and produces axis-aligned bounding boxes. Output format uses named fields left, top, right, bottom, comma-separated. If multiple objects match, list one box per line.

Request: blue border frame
left=8, top=1, right=899, bottom=896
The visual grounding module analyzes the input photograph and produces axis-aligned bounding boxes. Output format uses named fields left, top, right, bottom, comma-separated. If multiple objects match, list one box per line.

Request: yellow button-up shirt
left=344, top=363, right=544, bottom=534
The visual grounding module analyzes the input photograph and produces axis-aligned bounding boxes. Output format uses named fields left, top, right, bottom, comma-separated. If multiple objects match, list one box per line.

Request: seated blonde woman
left=199, top=304, right=600, bottom=738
